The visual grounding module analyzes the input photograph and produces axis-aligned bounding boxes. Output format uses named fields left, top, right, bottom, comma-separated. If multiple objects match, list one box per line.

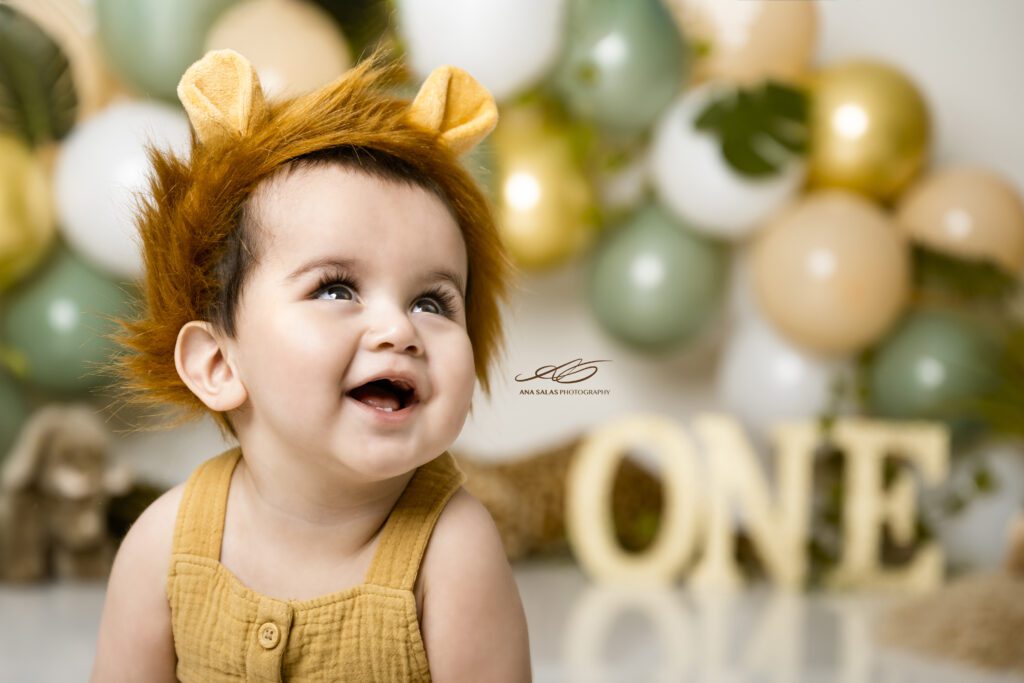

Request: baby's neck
left=230, top=448, right=418, bottom=561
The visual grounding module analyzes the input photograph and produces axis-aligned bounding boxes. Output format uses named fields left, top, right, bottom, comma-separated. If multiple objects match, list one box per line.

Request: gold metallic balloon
left=808, top=60, right=931, bottom=201
left=205, top=0, right=352, bottom=100
left=897, top=166, right=1024, bottom=275
left=751, top=189, right=910, bottom=355
left=667, top=0, right=817, bottom=86
left=0, top=136, right=56, bottom=293
left=491, top=105, right=596, bottom=271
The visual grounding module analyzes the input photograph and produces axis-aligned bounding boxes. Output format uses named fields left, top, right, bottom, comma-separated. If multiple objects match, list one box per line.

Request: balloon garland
left=0, top=0, right=1021, bottom=589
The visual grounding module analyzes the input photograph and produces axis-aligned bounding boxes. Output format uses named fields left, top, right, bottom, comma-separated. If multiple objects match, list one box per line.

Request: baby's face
left=226, top=164, right=475, bottom=480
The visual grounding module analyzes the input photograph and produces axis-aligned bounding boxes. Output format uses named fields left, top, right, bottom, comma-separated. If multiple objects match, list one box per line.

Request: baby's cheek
left=457, top=333, right=477, bottom=390
left=446, top=337, right=477, bottom=437
left=420, top=329, right=475, bottom=446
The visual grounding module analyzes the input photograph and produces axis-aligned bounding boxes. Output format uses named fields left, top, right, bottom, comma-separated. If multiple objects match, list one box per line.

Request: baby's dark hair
left=96, top=51, right=517, bottom=442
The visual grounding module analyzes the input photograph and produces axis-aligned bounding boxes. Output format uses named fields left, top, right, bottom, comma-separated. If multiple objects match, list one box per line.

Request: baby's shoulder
left=420, top=486, right=508, bottom=590
left=426, top=485, right=487, bottom=541
left=417, top=487, right=532, bottom=679
left=91, top=482, right=186, bottom=681
left=117, top=481, right=186, bottom=576
left=134, top=481, right=187, bottom=543
left=108, top=478, right=187, bottom=595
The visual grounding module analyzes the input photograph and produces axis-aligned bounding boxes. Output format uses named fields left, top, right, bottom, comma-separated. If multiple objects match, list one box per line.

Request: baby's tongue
left=349, top=383, right=402, bottom=411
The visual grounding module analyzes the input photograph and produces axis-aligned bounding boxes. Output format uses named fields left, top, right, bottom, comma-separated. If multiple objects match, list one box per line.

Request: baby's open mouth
left=346, top=379, right=418, bottom=413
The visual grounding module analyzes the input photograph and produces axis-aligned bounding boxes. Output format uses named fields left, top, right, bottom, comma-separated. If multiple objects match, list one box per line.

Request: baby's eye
left=412, top=297, right=443, bottom=315
left=314, top=281, right=356, bottom=301
left=413, top=288, right=458, bottom=318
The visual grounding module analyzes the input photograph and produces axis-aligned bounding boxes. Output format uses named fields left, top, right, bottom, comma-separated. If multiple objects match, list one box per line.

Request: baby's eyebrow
left=285, top=256, right=360, bottom=283
left=285, top=256, right=466, bottom=297
left=428, top=269, right=467, bottom=298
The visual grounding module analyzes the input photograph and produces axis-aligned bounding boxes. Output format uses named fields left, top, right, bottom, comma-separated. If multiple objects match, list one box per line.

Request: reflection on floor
left=0, top=556, right=1017, bottom=682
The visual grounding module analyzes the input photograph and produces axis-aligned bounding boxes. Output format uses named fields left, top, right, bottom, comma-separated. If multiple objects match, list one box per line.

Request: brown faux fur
left=875, top=513, right=1024, bottom=675
left=453, top=436, right=665, bottom=561
left=94, top=48, right=518, bottom=439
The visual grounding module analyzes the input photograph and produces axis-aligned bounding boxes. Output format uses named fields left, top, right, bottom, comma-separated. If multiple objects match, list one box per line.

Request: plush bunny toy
left=0, top=403, right=132, bottom=581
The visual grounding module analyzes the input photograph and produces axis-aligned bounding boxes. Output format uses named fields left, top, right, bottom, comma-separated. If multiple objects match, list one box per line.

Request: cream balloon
left=666, top=0, right=818, bottom=86
left=205, top=0, right=352, bottom=100
left=896, top=166, right=1024, bottom=275
left=651, top=85, right=805, bottom=239
left=751, top=190, right=910, bottom=355
left=395, top=0, right=567, bottom=102
left=54, top=100, right=192, bottom=280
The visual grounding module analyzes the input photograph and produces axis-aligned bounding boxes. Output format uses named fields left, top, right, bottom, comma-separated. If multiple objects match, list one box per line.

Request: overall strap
left=365, top=450, right=468, bottom=592
left=171, top=446, right=243, bottom=560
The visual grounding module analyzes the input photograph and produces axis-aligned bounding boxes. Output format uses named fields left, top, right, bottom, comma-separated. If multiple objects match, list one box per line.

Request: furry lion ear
left=177, top=49, right=269, bottom=146
left=407, top=65, right=498, bottom=156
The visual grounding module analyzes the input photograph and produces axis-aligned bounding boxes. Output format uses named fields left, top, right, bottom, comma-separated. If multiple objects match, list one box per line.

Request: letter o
left=566, top=414, right=700, bottom=583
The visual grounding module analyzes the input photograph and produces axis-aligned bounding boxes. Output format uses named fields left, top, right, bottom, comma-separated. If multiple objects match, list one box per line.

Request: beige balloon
left=491, top=105, right=596, bottom=271
left=808, top=60, right=931, bottom=201
left=751, top=190, right=910, bottom=355
left=205, top=0, right=352, bottom=100
left=0, top=136, right=56, bottom=293
left=896, top=166, right=1024, bottom=275
left=667, top=0, right=818, bottom=86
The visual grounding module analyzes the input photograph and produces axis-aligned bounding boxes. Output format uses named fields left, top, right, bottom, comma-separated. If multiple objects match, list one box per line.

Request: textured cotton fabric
left=166, top=446, right=467, bottom=682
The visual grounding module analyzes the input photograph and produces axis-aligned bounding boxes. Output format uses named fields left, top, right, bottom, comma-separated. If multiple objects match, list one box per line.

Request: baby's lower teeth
left=375, top=406, right=394, bottom=412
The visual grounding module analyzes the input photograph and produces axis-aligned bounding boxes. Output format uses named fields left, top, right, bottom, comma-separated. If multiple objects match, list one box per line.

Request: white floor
left=0, top=556, right=1017, bottom=682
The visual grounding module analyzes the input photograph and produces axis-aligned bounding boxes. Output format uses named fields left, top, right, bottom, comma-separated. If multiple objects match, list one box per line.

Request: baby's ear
left=174, top=321, right=248, bottom=415
left=407, top=66, right=498, bottom=156
left=177, top=49, right=269, bottom=147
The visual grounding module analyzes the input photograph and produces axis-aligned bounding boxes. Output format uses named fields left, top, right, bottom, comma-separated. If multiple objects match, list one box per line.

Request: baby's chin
left=327, top=437, right=449, bottom=482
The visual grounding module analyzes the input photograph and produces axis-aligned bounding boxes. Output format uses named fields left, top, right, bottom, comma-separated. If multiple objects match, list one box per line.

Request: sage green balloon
left=553, top=0, right=688, bottom=135
left=0, top=241, right=139, bottom=394
left=0, top=370, right=29, bottom=465
left=588, top=202, right=729, bottom=352
left=97, top=0, right=240, bottom=101
left=867, top=308, right=1001, bottom=440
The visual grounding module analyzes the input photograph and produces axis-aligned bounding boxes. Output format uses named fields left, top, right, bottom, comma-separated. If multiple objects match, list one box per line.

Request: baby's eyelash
left=418, top=285, right=459, bottom=317
left=312, top=269, right=460, bottom=318
left=311, top=269, right=358, bottom=297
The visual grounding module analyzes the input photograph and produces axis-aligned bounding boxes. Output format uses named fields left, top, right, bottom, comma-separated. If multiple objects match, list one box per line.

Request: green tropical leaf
left=912, top=244, right=1019, bottom=305
left=693, top=79, right=808, bottom=178
left=0, top=5, right=78, bottom=146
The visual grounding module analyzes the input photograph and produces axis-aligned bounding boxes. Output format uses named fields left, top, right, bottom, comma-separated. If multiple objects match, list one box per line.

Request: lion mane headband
left=100, top=48, right=515, bottom=439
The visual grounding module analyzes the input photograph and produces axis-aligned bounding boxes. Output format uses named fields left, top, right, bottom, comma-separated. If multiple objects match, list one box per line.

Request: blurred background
left=1, top=0, right=1024, bottom=680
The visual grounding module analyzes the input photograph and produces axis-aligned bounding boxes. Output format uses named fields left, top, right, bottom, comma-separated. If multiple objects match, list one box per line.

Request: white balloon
left=395, top=0, right=567, bottom=102
left=204, top=0, right=352, bottom=100
left=716, top=318, right=849, bottom=443
left=54, top=100, right=191, bottom=280
left=651, top=84, right=805, bottom=239
left=928, top=441, right=1024, bottom=573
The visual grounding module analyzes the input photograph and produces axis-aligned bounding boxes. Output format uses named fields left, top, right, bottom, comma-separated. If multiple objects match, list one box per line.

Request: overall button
left=258, top=622, right=280, bottom=649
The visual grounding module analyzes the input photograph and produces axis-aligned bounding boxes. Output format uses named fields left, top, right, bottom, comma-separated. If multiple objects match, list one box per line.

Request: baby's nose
left=365, top=306, right=422, bottom=354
